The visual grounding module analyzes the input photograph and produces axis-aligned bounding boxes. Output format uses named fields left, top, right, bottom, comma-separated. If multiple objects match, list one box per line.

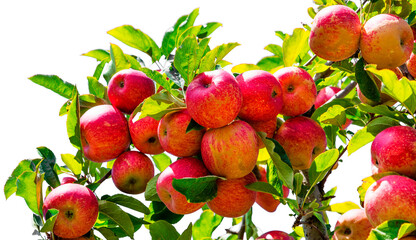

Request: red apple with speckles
left=315, top=86, right=351, bottom=129
left=236, top=70, right=283, bottom=121
left=61, top=176, right=77, bottom=185
left=273, top=67, right=316, bottom=117
left=406, top=52, right=416, bottom=78
left=156, top=157, right=210, bottom=214
left=332, top=209, right=373, bottom=240
left=364, top=175, right=416, bottom=227
left=371, top=125, right=416, bottom=178
left=246, top=118, right=278, bottom=148
left=129, top=111, right=164, bottom=155
left=207, top=172, right=257, bottom=218
left=111, top=151, right=154, bottom=194
left=107, top=69, right=155, bottom=114
left=360, top=14, right=414, bottom=69
left=309, top=5, right=361, bottom=61
left=201, top=120, right=259, bottom=179
left=255, top=165, right=289, bottom=212
left=42, top=184, right=99, bottom=238
left=274, top=116, right=326, bottom=170
left=185, top=69, right=243, bottom=128
left=80, top=105, right=131, bottom=163
left=256, top=230, right=294, bottom=240
left=158, top=109, right=205, bottom=157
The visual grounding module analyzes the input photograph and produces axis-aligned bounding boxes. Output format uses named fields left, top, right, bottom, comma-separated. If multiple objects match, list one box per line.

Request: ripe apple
left=273, top=67, right=317, bottom=117
left=236, top=70, right=283, bottom=121
left=360, top=14, right=414, bottom=69
left=256, top=230, right=294, bottom=240
left=332, top=209, right=373, bottom=240
left=61, top=176, right=77, bottom=185
left=55, top=230, right=95, bottom=240
left=107, top=69, right=156, bottom=114
left=255, top=165, right=289, bottom=212
left=42, top=183, right=99, bottom=238
left=80, top=105, right=131, bottom=163
left=364, top=175, right=416, bottom=227
left=309, top=5, right=361, bottom=61
left=129, top=111, right=164, bottom=155
left=246, top=118, right=278, bottom=149
left=156, top=157, right=210, bottom=215
left=315, top=86, right=351, bottom=129
left=207, top=172, right=257, bottom=218
left=371, top=125, right=416, bottom=178
left=158, top=109, right=205, bottom=157
left=111, top=151, right=154, bottom=194
left=201, top=120, right=259, bottom=179
left=273, top=116, right=326, bottom=170
left=406, top=52, right=416, bottom=78
left=185, top=69, right=243, bottom=128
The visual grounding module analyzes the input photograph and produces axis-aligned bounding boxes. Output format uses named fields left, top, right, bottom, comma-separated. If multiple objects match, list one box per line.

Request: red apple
left=129, top=111, right=164, bottom=155
left=236, top=70, right=283, bottom=121
left=309, top=5, right=361, bottom=61
left=255, top=165, right=289, bottom=212
left=273, top=67, right=317, bottom=117
left=55, top=231, right=95, bottom=240
left=315, top=86, right=351, bottom=129
left=107, top=69, right=156, bottom=114
left=371, top=125, right=416, bottom=178
left=364, top=175, right=416, bottom=227
left=332, top=209, right=373, bottom=240
left=156, top=157, right=210, bottom=215
left=406, top=52, right=416, bottom=78
left=61, top=176, right=77, bottom=185
left=360, top=14, right=414, bottom=69
left=273, top=116, right=327, bottom=170
left=111, top=151, right=154, bottom=194
left=42, top=183, right=99, bottom=238
left=80, top=105, right=131, bottom=163
left=158, top=109, right=205, bottom=157
left=185, top=69, right=243, bottom=128
left=256, top=230, right=294, bottom=240
left=207, top=173, right=257, bottom=218
left=246, top=118, right=278, bottom=149
left=201, top=120, right=259, bottom=179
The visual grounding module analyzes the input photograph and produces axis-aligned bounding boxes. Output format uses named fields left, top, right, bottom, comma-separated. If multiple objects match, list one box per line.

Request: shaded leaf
left=149, top=220, right=180, bottom=240
left=177, top=223, right=192, bottom=240
left=146, top=201, right=184, bottom=224
left=37, top=147, right=60, bottom=188
left=145, top=174, right=161, bottom=202
left=355, top=58, right=380, bottom=102
left=40, top=209, right=59, bottom=232
left=98, top=200, right=134, bottom=239
left=102, top=194, right=150, bottom=215
left=172, top=175, right=223, bottom=203
left=368, top=220, right=412, bottom=240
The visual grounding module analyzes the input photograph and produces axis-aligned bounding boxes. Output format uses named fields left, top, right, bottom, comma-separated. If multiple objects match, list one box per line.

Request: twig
left=96, top=169, right=112, bottom=185
left=238, top=216, right=246, bottom=240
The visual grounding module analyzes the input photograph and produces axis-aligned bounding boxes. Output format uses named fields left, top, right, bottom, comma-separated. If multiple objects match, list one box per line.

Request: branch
left=238, top=216, right=246, bottom=240
left=95, top=169, right=112, bottom=185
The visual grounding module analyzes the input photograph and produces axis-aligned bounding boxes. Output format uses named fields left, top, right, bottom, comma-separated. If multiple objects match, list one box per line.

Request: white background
left=0, top=0, right=371, bottom=239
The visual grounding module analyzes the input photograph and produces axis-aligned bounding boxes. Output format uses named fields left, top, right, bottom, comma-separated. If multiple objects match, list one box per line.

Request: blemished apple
left=314, top=86, right=351, bottom=129
left=273, top=116, right=327, bottom=170
left=201, top=120, right=259, bottom=179
left=129, top=111, right=164, bottom=155
left=246, top=117, right=278, bottom=149
left=255, top=165, right=289, bottom=212
left=207, top=172, right=257, bottom=218
left=406, top=52, right=416, bottom=78
left=309, top=5, right=361, bottom=62
left=236, top=70, right=283, bottom=121
left=256, top=230, right=294, bottom=240
left=360, top=14, right=414, bottom=69
left=107, top=69, right=156, bottom=114
left=42, top=183, right=99, bottom=238
left=111, top=151, right=154, bottom=194
left=80, top=105, right=131, bottom=163
left=364, top=175, right=416, bottom=227
left=371, top=125, right=416, bottom=178
left=185, top=69, right=243, bottom=128
left=332, top=209, right=373, bottom=240
left=158, top=109, right=205, bottom=157
left=156, top=157, right=210, bottom=215
left=273, top=67, right=317, bottom=117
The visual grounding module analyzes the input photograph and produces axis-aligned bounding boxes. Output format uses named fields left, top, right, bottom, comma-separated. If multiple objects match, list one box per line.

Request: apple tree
left=5, top=0, right=416, bottom=239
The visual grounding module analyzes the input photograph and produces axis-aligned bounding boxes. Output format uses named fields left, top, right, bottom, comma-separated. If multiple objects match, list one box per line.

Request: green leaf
left=192, top=209, right=223, bottom=240
left=257, top=56, right=284, bottom=71
left=293, top=172, right=304, bottom=195
left=66, top=91, right=82, bottom=152
left=146, top=201, right=184, bottom=224
left=264, top=44, right=283, bottom=56
left=139, top=93, right=182, bottom=121
left=308, top=7, right=317, bottom=18
left=231, top=64, right=261, bottom=74
left=82, top=49, right=110, bottom=61
left=139, top=68, right=173, bottom=93
left=37, top=147, right=60, bottom=188
left=245, top=208, right=259, bottom=240
left=199, top=42, right=240, bottom=73
left=40, top=209, right=59, bottom=232
left=28, top=74, right=77, bottom=99
left=102, top=194, right=150, bottom=215
left=355, top=58, right=380, bottom=102
left=172, top=175, right=223, bottom=203
left=282, top=28, right=310, bottom=67
left=266, top=159, right=286, bottom=199
left=397, top=223, right=416, bottom=239
left=4, top=160, right=36, bottom=199
left=152, top=153, right=172, bottom=172
left=16, top=171, right=39, bottom=214
left=347, top=116, right=400, bottom=155
left=178, top=223, right=193, bottom=240
left=309, top=149, right=339, bottom=187
left=357, top=104, right=414, bottom=126
left=87, top=76, right=107, bottom=99
left=197, top=22, right=222, bottom=38
left=318, top=105, right=347, bottom=128
left=149, top=220, right=180, bottom=240
left=61, top=153, right=82, bottom=175
left=368, top=220, right=411, bottom=240
left=108, top=25, right=161, bottom=62
left=145, top=174, right=161, bottom=202
left=325, top=201, right=360, bottom=214
left=245, top=181, right=280, bottom=196
left=98, top=200, right=134, bottom=239
left=174, top=36, right=199, bottom=85
left=185, top=118, right=205, bottom=133
left=95, top=227, right=119, bottom=240
left=357, top=172, right=397, bottom=205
